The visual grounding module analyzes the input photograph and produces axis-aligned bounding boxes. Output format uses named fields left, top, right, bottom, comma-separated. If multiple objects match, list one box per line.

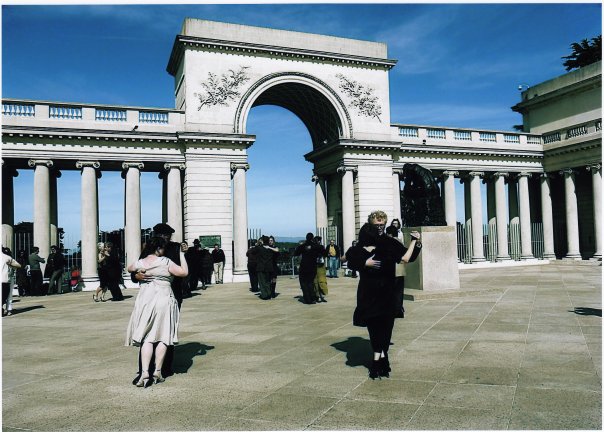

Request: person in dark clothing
left=211, top=244, right=226, bottom=284
left=255, top=236, right=278, bottom=300
left=103, top=242, right=124, bottom=301
left=267, top=236, right=280, bottom=298
left=184, top=239, right=201, bottom=294
left=200, top=247, right=213, bottom=286
left=45, top=245, right=66, bottom=295
left=386, top=225, right=406, bottom=318
left=15, top=249, right=29, bottom=297
left=246, top=240, right=260, bottom=293
left=346, top=213, right=422, bottom=380
left=294, top=233, right=324, bottom=304
left=131, top=223, right=187, bottom=382
left=28, top=247, right=45, bottom=296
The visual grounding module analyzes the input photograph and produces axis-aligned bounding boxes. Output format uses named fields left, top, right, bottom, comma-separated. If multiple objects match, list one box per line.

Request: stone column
left=312, top=174, right=328, bottom=230
left=518, top=172, right=533, bottom=259
left=508, top=176, right=519, bottom=225
left=49, top=169, right=61, bottom=247
left=442, top=171, right=458, bottom=227
left=539, top=173, right=556, bottom=259
left=392, top=169, right=402, bottom=223
left=231, top=162, right=250, bottom=276
left=560, top=168, right=581, bottom=259
left=486, top=176, right=496, bottom=226
left=493, top=172, right=510, bottom=260
left=2, top=163, right=18, bottom=251
left=122, top=162, right=144, bottom=270
left=337, top=165, right=357, bottom=253
left=469, top=172, right=485, bottom=262
left=28, top=159, right=53, bottom=268
left=588, top=164, right=602, bottom=259
left=164, top=163, right=185, bottom=243
left=76, top=161, right=101, bottom=287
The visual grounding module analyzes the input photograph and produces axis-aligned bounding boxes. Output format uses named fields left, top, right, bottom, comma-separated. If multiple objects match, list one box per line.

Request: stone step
left=404, top=287, right=504, bottom=301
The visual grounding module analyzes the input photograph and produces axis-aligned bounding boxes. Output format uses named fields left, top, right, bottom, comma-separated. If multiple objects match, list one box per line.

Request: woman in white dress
left=125, top=236, right=188, bottom=387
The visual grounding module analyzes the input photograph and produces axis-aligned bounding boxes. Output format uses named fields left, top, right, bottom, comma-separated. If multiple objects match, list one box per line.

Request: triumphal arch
left=2, top=18, right=601, bottom=288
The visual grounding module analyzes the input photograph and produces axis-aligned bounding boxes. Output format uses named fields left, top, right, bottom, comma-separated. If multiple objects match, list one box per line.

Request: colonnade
left=5, top=159, right=185, bottom=286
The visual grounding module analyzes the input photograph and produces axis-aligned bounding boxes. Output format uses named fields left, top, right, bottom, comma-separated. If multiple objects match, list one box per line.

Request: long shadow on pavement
left=331, top=336, right=372, bottom=370
left=173, top=342, right=215, bottom=374
left=572, top=307, right=602, bottom=317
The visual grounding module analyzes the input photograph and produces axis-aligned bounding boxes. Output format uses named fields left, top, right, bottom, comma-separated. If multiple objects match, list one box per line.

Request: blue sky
left=3, top=3, right=602, bottom=247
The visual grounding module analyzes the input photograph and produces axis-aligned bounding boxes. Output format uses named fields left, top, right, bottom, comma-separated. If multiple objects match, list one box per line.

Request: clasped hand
left=365, top=254, right=381, bottom=269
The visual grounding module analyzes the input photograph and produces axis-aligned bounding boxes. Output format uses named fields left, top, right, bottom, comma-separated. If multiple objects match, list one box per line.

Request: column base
left=543, top=253, right=556, bottom=260
left=472, top=257, right=486, bottom=263
left=496, top=255, right=511, bottom=261
left=81, top=276, right=100, bottom=291
left=231, top=273, right=250, bottom=283
left=563, top=254, right=583, bottom=261
left=521, top=255, right=536, bottom=260
left=589, top=255, right=602, bottom=261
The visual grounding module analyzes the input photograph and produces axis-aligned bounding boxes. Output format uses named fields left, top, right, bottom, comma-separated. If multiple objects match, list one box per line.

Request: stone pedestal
left=403, top=226, right=460, bottom=291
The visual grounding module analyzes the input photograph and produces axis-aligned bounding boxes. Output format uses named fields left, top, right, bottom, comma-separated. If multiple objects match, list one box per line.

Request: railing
left=2, top=98, right=181, bottom=127
left=3, top=102, right=35, bottom=117
left=596, top=120, right=602, bottom=132
left=397, top=125, right=541, bottom=146
left=95, top=108, right=127, bottom=122
left=456, top=222, right=544, bottom=263
left=566, top=125, right=588, bottom=139
left=427, top=128, right=446, bottom=139
left=454, top=130, right=472, bottom=141
left=50, top=105, right=82, bottom=120
left=543, top=132, right=561, bottom=144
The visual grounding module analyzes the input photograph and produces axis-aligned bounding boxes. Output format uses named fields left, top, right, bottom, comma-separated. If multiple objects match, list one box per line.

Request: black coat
left=346, top=235, right=421, bottom=327
left=294, top=241, right=324, bottom=280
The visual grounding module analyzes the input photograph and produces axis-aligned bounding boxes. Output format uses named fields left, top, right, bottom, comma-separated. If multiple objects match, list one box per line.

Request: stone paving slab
left=2, top=262, right=601, bottom=430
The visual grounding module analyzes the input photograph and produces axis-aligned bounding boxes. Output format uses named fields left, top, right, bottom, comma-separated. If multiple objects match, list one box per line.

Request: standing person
left=103, top=242, right=124, bottom=301
left=200, top=245, right=213, bottom=287
left=125, top=236, right=188, bottom=387
left=345, top=212, right=422, bottom=380
left=255, top=236, right=276, bottom=300
left=2, top=247, right=20, bottom=317
left=343, top=240, right=358, bottom=278
left=28, top=247, right=45, bottom=296
left=45, top=245, right=66, bottom=295
left=313, top=236, right=328, bottom=303
left=15, top=249, right=29, bottom=297
left=326, top=239, right=341, bottom=278
left=294, top=233, right=323, bottom=305
left=211, top=244, right=225, bottom=284
left=246, top=240, right=260, bottom=293
left=184, top=240, right=201, bottom=293
left=387, top=224, right=406, bottom=318
left=95, top=242, right=109, bottom=302
left=267, top=236, right=280, bottom=298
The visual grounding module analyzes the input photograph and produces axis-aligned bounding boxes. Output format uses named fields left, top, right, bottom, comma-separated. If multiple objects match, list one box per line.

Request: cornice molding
left=167, top=34, right=397, bottom=76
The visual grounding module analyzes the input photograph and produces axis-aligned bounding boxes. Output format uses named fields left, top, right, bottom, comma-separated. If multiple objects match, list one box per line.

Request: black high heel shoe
left=378, top=357, right=390, bottom=378
left=136, top=370, right=150, bottom=388
left=369, top=360, right=381, bottom=380
left=153, top=370, right=165, bottom=384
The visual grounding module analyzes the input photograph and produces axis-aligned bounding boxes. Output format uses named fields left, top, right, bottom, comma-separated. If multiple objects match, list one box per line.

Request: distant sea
left=274, top=236, right=304, bottom=243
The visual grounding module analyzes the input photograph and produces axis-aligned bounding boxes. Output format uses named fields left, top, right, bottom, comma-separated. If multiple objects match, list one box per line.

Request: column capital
left=492, top=172, right=509, bottom=178
left=1, top=162, right=19, bottom=178
left=587, top=163, right=602, bottom=172
left=392, top=167, right=405, bottom=176
left=467, top=171, right=484, bottom=178
left=517, top=171, right=533, bottom=178
left=122, top=162, right=144, bottom=171
left=559, top=168, right=576, bottom=176
left=230, top=162, right=250, bottom=178
left=311, top=174, right=320, bottom=183
left=442, top=170, right=459, bottom=177
left=336, top=164, right=357, bottom=175
left=164, top=163, right=186, bottom=172
left=76, top=161, right=100, bottom=170
left=28, top=159, right=53, bottom=168
left=539, top=172, right=552, bottom=179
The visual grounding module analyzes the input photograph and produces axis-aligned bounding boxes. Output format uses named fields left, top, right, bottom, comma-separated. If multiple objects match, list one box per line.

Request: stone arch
left=234, top=72, right=353, bottom=148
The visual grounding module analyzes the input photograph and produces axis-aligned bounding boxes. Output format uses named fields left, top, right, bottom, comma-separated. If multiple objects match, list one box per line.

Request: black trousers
left=248, top=265, right=258, bottom=291
left=366, top=315, right=395, bottom=354
left=2, top=282, right=10, bottom=307
left=394, top=276, right=405, bottom=317
left=107, top=279, right=124, bottom=300
left=299, top=276, right=316, bottom=303
left=30, top=270, right=43, bottom=296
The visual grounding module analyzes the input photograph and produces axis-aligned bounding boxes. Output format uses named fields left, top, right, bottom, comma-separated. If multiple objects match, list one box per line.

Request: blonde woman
left=94, top=242, right=108, bottom=302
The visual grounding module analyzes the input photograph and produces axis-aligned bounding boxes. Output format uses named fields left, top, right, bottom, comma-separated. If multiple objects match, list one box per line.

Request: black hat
left=193, top=239, right=200, bottom=245
left=153, top=223, right=175, bottom=235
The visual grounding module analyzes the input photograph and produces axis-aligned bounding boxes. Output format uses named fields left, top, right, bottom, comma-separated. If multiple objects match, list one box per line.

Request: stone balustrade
left=542, top=120, right=601, bottom=144
left=394, top=123, right=542, bottom=146
left=2, top=98, right=183, bottom=128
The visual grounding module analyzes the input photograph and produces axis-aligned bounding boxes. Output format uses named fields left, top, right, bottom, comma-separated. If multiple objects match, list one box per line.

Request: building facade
left=2, top=19, right=601, bottom=288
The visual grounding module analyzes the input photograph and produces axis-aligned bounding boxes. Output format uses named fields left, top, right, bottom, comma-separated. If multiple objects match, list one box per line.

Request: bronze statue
left=400, top=163, right=447, bottom=227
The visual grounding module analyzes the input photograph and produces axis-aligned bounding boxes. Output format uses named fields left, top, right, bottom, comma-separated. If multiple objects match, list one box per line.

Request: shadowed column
left=442, top=171, right=458, bottom=227
left=164, top=163, right=186, bottom=243
left=561, top=168, right=581, bottom=259
left=588, top=164, right=601, bottom=259
left=469, top=171, right=485, bottom=262
left=493, top=172, right=510, bottom=260
left=2, top=162, right=18, bottom=251
left=76, top=161, right=101, bottom=287
left=518, top=172, right=533, bottom=259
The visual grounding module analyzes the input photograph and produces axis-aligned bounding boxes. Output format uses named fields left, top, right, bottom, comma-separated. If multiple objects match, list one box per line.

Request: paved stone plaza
left=2, top=262, right=602, bottom=431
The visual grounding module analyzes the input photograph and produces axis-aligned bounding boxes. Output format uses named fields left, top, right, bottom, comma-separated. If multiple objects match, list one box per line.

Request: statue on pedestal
left=400, top=163, right=446, bottom=227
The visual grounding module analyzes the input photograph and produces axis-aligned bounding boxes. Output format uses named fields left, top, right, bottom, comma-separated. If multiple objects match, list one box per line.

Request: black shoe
left=378, top=357, right=390, bottom=377
left=320, top=297, right=327, bottom=303
left=369, top=360, right=380, bottom=379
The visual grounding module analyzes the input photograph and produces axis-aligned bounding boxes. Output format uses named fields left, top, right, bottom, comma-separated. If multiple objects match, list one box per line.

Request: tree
left=562, top=35, right=601, bottom=71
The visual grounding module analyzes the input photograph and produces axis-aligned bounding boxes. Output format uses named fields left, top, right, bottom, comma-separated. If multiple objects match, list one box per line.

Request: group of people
left=93, top=242, right=125, bottom=302
left=246, top=235, right=280, bottom=300
left=183, top=241, right=225, bottom=296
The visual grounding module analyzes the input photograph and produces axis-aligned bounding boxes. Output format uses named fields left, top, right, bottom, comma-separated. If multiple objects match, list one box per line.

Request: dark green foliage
left=562, top=35, right=602, bottom=71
